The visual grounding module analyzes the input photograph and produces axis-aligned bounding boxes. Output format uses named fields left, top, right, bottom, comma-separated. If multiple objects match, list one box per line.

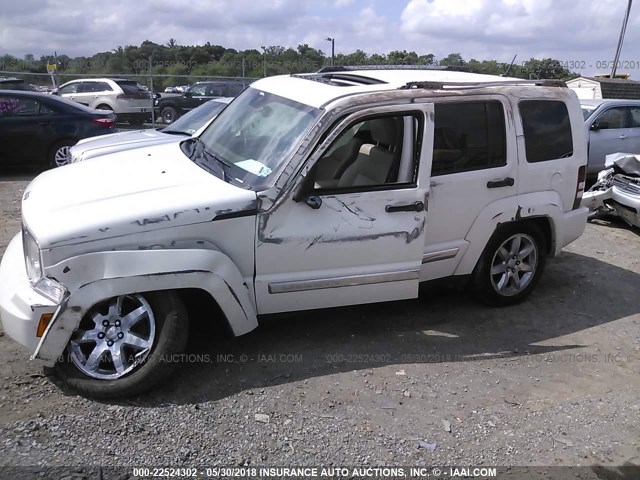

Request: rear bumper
left=0, top=234, right=60, bottom=359
left=558, top=207, right=589, bottom=252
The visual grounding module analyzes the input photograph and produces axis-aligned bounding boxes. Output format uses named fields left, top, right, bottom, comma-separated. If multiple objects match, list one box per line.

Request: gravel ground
left=0, top=173, right=638, bottom=479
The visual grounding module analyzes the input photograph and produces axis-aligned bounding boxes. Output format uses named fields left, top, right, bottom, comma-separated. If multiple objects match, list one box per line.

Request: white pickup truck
left=0, top=68, right=589, bottom=398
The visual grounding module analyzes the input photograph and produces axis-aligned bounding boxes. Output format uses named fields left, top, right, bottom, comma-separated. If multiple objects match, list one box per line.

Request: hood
left=70, top=129, right=184, bottom=162
left=22, top=142, right=257, bottom=248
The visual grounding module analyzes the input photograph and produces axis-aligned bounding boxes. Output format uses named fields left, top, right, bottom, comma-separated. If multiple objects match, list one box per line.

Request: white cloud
left=0, top=0, right=638, bottom=77
left=399, top=0, right=640, bottom=71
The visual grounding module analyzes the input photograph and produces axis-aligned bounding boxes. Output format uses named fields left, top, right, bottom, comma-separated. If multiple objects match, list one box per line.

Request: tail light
left=572, top=165, right=586, bottom=210
left=93, top=117, right=114, bottom=128
left=116, top=94, right=134, bottom=100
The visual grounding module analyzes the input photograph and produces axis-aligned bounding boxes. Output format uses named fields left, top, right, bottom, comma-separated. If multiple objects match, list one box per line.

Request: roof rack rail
left=399, top=79, right=567, bottom=90
left=316, top=65, right=468, bottom=73
left=292, top=72, right=386, bottom=86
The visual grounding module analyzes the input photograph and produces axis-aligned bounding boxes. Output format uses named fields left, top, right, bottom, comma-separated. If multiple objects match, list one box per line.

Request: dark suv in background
left=0, top=77, right=36, bottom=91
left=154, top=80, right=247, bottom=124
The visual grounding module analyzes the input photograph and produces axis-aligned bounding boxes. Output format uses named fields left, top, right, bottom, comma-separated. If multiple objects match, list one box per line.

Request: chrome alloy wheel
left=489, top=233, right=538, bottom=296
left=70, top=294, right=156, bottom=380
left=54, top=145, right=72, bottom=167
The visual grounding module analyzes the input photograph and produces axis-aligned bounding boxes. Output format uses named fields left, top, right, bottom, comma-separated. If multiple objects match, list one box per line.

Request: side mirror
left=591, top=121, right=609, bottom=130
left=184, top=91, right=192, bottom=98
left=292, top=168, right=321, bottom=209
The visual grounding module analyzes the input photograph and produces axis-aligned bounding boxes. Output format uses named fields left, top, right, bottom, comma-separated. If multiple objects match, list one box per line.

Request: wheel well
left=96, top=103, right=113, bottom=110
left=498, top=217, right=554, bottom=255
left=175, top=288, right=233, bottom=340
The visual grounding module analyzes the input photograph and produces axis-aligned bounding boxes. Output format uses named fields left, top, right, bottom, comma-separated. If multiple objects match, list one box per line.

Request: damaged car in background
left=582, top=153, right=640, bottom=229
left=0, top=68, right=589, bottom=398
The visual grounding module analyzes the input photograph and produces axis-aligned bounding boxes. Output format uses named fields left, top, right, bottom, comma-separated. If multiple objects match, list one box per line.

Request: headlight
left=22, top=227, right=66, bottom=304
left=23, top=227, right=42, bottom=284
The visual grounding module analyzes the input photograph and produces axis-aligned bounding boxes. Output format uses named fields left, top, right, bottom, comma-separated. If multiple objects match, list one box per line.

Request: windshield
left=581, top=105, right=597, bottom=121
left=164, top=100, right=228, bottom=135
left=195, top=87, right=322, bottom=190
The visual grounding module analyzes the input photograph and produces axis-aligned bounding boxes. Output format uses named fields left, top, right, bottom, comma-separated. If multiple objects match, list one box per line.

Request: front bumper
left=0, top=234, right=60, bottom=356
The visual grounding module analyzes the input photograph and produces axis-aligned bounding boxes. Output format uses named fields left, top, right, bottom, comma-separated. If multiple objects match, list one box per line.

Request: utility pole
left=261, top=46, right=267, bottom=77
left=325, top=37, right=335, bottom=66
left=611, top=0, right=633, bottom=78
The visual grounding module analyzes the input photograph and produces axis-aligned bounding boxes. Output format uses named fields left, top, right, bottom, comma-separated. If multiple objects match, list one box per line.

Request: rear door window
left=432, top=101, right=506, bottom=176
left=0, top=96, right=39, bottom=116
left=520, top=100, right=573, bottom=163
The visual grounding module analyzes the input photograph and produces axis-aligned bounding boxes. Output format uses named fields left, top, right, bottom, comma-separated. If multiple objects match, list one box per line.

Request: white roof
left=252, top=70, right=521, bottom=109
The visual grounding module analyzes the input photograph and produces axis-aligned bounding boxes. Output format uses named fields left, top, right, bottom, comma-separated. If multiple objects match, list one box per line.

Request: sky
left=1, top=0, right=639, bottom=77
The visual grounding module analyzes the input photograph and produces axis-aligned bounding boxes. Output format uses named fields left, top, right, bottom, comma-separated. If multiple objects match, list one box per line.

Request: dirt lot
left=0, top=173, right=638, bottom=478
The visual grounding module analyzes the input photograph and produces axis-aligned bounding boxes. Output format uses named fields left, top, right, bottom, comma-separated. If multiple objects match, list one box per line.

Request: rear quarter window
left=116, top=81, right=146, bottom=94
left=520, top=100, right=573, bottom=163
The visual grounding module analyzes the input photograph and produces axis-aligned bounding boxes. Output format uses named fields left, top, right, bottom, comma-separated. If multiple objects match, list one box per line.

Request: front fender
left=33, top=248, right=257, bottom=365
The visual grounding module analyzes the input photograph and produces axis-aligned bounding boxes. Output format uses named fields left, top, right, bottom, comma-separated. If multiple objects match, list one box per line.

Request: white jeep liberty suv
left=0, top=68, right=589, bottom=398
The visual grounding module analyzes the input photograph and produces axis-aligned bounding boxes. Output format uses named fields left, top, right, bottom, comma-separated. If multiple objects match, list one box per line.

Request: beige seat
left=338, top=118, right=399, bottom=187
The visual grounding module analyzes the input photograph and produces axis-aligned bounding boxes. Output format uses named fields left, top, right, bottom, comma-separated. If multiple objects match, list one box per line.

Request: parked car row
left=0, top=90, right=116, bottom=168
left=69, top=97, right=232, bottom=163
left=54, top=78, right=153, bottom=126
left=154, top=80, right=248, bottom=124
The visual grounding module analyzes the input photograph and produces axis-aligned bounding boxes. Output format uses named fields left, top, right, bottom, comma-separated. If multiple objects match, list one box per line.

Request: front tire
left=472, top=223, right=547, bottom=306
left=55, top=291, right=189, bottom=399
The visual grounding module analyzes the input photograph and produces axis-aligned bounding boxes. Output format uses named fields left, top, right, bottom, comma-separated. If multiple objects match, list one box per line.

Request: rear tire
left=48, top=139, right=76, bottom=168
left=161, top=106, right=178, bottom=124
left=55, top=291, right=189, bottom=399
left=471, top=222, right=547, bottom=306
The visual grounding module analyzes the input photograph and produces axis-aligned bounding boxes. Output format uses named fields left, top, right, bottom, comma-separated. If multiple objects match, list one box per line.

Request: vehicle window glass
left=39, top=102, right=57, bottom=115
left=196, top=88, right=321, bottom=190
left=58, top=83, right=79, bottom=95
left=594, top=107, right=629, bottom=129
left=312, top=113, right=420, bottom=191
left=190, top=84, right=207, bottom=96
left=581, top=106, right=597, bottom=120
left=0, top=96, right=39, bottom=116
left=77, top=82, right=94, bottom=93
left=629, top=107, right=640, bottom=128
left=520, top=100, right=573, bottom=163
left=166, top=101, right=227, bottom=134
left=431, top=101, right=506, bottom=176
left=90, top=82, right=112, bottom=92
left=207, top=84, right=226, bottom=96
left=228, top=84, right=245, bottom=96
left=116, top=81, right=145, bottom=94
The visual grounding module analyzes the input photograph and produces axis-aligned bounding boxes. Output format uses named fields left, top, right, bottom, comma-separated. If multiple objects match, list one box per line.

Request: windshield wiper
left=162, top=130, right=191, bottom=136
left=182, top=137, right=231, bottom=182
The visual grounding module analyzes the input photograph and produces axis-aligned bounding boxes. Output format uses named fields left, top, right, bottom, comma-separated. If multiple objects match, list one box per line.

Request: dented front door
left=254, top=104, right=435, bottom=314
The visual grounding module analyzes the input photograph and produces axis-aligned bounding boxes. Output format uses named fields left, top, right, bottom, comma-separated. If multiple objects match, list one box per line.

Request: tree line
left=0, top=40, right=578, bottom=90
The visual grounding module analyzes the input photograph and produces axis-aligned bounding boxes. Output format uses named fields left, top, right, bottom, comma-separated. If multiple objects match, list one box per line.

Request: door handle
left=619, top=134, right=627, bottom=139
left=487, top=177, right=515, bottom=189
left=385, top=201, right=424, bottom=213
left=39, top=122, right=54, bottom=127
